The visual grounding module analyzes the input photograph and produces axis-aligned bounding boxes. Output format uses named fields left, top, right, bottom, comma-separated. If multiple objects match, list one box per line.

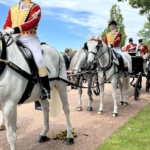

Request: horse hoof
left=123, top=102, right=129, bottom=106
left=38, top=136, right=50, bottom=143
left=76, top=107, right=82, bottom=111
left=66, top=138, right=74, bottom=145
left=112, top=113, right=118, bottom=117
left=97, top=111, right=103, bottom=115
left=119, top=101, right=124, bottom=105
left=0, top=125, right=5, bottom=131
left=87, top=107, right=92, bottom=111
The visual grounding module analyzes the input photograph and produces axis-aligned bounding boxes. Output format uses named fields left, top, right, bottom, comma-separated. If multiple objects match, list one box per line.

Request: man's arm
left=112, top=33, right=122, bottom=47
left=104, top=35, right=108, bottom=45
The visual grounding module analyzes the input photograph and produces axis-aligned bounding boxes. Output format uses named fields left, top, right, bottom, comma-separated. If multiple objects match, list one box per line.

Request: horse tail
left=121, top=77, right=134, bottom=98
left=49, top=87, right=62, bottom=118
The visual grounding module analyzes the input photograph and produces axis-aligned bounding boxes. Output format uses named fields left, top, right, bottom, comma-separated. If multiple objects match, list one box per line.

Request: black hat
left=129, top=38, right=133, bottom=42
left=138, top=39, right=143, bottom=42
left=109, top=20, right=117, bottom=26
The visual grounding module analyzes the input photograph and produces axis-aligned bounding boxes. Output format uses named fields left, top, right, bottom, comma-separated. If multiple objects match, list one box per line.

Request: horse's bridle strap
left=88, top=51, right=97, bottom=56
left=0, top=59, right=37, bottom=83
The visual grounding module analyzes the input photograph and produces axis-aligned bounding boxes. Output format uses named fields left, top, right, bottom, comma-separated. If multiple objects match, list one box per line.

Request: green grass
left=96, top=103, right=150, bottom=150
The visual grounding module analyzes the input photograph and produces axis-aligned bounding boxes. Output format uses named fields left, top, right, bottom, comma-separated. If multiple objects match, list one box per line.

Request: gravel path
left=0, top=78, right=150, bottom=150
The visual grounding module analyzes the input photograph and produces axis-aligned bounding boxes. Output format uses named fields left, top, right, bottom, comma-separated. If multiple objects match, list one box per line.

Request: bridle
left=0, top=32, right=14, bottom=47
left=86, top=38, right=113, bottom=72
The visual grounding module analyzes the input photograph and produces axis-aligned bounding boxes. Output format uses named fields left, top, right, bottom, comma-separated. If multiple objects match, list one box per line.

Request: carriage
left=128, top=52, right=150, bottom=100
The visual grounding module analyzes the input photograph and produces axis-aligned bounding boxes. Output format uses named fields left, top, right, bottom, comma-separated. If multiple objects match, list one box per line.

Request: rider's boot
left=38, top=67, right=50, bottom=100
left=35, top=101, right=42, bottom=110
left=40, top=75, right=50, bottom=100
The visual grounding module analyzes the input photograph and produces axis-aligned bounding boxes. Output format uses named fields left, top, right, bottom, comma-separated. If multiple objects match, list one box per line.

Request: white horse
left=0, top=32, right=74, bottom=150
left=86, top=37, right=132, bottom=117
left=70, top=48, right=98, bottom=111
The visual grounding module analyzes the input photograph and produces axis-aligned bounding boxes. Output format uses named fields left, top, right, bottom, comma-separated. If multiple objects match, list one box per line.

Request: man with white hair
left=3, top=0, right=50, bottom=103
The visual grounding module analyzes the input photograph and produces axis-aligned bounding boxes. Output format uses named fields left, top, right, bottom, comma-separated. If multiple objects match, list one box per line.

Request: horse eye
left=96, top=45, right=100, bottom=50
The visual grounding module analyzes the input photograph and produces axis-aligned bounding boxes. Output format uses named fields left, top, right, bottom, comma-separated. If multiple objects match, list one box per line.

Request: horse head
left=86, top=37, right=103, bottom=65
left=69, top=48, right=88, bottom=84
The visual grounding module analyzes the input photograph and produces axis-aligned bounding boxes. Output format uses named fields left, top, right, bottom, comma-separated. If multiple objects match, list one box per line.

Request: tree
left=118, top=0, right=150, bottom=21
left=118, top=0, right=150, bottom=52
left=101, top=4, right=127, bottom=47
left=137, top=21, right=150, bottom=51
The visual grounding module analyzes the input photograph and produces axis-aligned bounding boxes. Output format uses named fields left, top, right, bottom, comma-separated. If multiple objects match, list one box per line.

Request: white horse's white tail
left=121, top=77, right=134, bottom=98
left=49, top=88, right=62, bottom=118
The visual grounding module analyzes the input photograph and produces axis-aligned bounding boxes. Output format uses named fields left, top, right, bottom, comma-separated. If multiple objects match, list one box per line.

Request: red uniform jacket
left=104, top=32, right=122, bottom=47
left=138, top=45, right=149, bottom=54
left=3, top=1, right=41, bottom=35
left=126, top=43, right=137, bottom=52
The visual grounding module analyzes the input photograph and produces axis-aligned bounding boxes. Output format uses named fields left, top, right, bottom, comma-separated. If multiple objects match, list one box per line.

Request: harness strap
left=0, top=59, right=38, bottom=105
left=5, top=60, right=38, bottom=83
left=18, top=81, right=35, bottom=105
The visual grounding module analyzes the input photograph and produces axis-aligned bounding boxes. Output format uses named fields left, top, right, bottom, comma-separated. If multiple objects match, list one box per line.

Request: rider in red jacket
left=137, top=39, right=149, bottom=76
left=126, top=38, right=137, bottom=52
left=104, top=20, right=129, bottom=77
left=3, top=0, right=50, bottom=102
left=137, top=39, right=149, bottom=55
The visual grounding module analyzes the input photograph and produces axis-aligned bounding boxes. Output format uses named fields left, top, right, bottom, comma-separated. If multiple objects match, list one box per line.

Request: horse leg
left=77, top=77, right=83, bottom=111
left=122, top=77, right=129, bottom=106
left=56, top=82, right=74, bottom=145
left=4, top=102, right=17, bottom=150
left=0, top=110, right=5, bottom=131
left=112, top=80, right=118, bottom=117
left=87, top=76, right=93, bottom=111
left=97, top=83, right=104, bottom=115
left=38, top=100, right=50, bottom=142
left=118, top=79, right=124, bottom=105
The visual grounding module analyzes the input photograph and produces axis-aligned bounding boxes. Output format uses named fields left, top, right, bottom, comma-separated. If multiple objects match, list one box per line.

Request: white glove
left=108, top=44, right=113, bottom=48
left=4, top=28, right=14, bottom=34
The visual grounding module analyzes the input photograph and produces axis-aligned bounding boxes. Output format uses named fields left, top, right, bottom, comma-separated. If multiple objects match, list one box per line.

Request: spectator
left=63, top=48, right=70, bottom=70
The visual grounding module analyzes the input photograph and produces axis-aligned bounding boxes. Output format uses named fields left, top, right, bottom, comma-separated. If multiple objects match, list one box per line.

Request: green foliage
left=118, top=0, right=150, bottom=21
left=101, top=4, right=127, bottom=47
left=96, top=103, right=150, bottom=150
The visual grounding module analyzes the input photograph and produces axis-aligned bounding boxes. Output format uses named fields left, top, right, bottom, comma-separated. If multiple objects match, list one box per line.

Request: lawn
left=96, top=103, right=150, bottom=150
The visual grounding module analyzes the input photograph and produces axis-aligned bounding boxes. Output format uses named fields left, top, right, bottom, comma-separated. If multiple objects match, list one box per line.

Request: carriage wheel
left=134, top=72, right=142, bottom=100
left=146, top=73, right=150, bottom=92
left=93, top=81, right=100, bottom=96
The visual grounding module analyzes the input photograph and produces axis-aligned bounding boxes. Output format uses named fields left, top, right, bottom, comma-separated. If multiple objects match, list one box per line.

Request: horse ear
left=84, top=42, right=88, bottom=50
left=88, top=33, right=91, bottom=40
left=97, top=33, right=101, bottom=39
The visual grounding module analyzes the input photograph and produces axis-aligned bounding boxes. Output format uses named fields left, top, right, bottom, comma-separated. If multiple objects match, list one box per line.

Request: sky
left=0, top=0, right=148, bottom=52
